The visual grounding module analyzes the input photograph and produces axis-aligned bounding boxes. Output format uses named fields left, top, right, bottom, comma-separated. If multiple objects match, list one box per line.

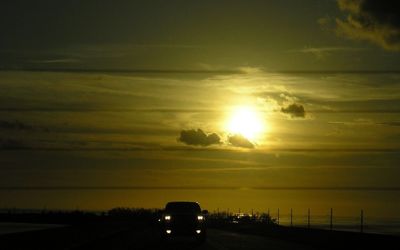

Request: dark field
left=0, top=210, right=398, bottom=250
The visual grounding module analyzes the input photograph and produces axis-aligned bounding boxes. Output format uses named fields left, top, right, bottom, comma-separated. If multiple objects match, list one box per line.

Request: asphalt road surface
left=2, top=223, right=397, bottom=249
left=74, top=228, right=314, bottom=250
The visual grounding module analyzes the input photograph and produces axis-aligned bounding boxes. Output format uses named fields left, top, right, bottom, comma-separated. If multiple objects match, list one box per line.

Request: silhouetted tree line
left=0, top=208, right=276, bottom=228
left=0, top=208, right=162, bottom=225
left=207, top=212, right=277, bottom=227
left=107, top=207, right=162, bottom=224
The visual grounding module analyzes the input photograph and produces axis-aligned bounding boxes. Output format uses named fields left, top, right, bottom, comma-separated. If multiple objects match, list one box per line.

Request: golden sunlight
left=226, top=106, right=267, bottom=141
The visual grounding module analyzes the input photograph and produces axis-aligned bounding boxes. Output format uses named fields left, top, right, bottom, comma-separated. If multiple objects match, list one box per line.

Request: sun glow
left=226, top=106, right=266, bottom=141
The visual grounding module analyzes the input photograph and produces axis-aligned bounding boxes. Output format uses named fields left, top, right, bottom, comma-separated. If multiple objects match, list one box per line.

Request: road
left=3, top=224, right=395, bottom=250
left=0, top=222, right=64, bottom=235
left=206, top=229, right=312, bottom=250
left=1, top=223, right=397, bottom=249
left=74, top=228, right=314, bottom=250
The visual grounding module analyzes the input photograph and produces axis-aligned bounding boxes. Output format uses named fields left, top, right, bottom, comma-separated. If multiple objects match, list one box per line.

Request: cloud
left=0, top=120, right=49, bottom=132
left=178, top=129, right=221, bottom=146
left=0, top=139, right=27, bottom=150
left=30, top=58, right=81, bottom=64
left=178, top=129, right=255, bottom=149
left=329, top=118, right=374, bottom=126
left=227, top=134, right=254, bottom=149
left=237, top=67, right=263, bottom=74
left=377, top=121, right=400, bottom=126
left=256, top=92, right=310, bottom=119
left=0, top=120, right=33, bottom=131
left=290, top=47, right=366, bottom=60
left=281, top=103, right=306, bottom=118
left=318, top=16, right=333, bottom=31
left=335, top=0, right=400, bottom=51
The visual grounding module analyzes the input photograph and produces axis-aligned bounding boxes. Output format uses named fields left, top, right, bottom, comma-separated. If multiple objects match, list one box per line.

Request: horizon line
left=1, top=186, right=400, bottom=191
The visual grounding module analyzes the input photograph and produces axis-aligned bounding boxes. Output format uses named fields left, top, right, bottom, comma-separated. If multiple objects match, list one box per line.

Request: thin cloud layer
left=281, top=103, right=306, bottom=118
left=0, top=138, right=26, bottom=150
left=378, top=121, right=400, bottom=127
left=0, top=120, right=33, bottom=131
left=227, top=134, right=254, bottom=149
left=178, top=129, right=221, bottom=147
left=291, top=47, right=365, bottom=60
left=336, top=0, right=400, bottom=51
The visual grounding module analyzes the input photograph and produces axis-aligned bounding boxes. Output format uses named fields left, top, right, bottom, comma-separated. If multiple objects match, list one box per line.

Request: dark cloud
left=0, top=139, right=27, bottom=150
left=336, top=0, right=400, bottom=51
left=0, top=120, right=33, bottom=131
left=378, top=121, right=400, bottom=126
left=227, top=134, right=254, bottom=149
left=281, top=103, right=306, bottom=118
left=178, top=129, right=221, bottom=147
left=0, top=120, right=49, bottom=132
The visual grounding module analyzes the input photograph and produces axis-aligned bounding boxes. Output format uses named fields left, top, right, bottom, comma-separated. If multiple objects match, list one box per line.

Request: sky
left=1, top=0, right=400, bottom=217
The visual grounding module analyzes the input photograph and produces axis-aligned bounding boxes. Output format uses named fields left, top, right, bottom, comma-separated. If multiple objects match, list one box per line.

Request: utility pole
left=360, top=209, right=364, bottom=233
left=277, top=208, right=280, bottom=225
left=290, top=208, right=293, bottom=227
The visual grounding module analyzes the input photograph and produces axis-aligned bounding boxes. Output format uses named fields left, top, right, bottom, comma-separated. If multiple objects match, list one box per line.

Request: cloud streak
left=289, top=46, right=366, bottom=59
left=377, top=121, right=400, bottom=126
left=0, top=139, right=27, bottom=150
left=0, top=120, right=34, bottom=131
left=336, top=0, right=400, bottom=51
left=1, top=185, right=399, bottom=191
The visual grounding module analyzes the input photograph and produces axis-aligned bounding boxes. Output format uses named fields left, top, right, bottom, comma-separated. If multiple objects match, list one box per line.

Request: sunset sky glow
left=1, top=0, right=400, bottom=217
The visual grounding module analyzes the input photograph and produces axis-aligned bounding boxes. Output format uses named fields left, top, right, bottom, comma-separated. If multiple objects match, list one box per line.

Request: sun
left=226, top=106, right=266, bottom=141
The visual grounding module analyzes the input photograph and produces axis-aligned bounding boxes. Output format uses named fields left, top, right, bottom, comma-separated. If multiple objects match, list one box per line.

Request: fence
left=211, top=208, right=370, bottom=234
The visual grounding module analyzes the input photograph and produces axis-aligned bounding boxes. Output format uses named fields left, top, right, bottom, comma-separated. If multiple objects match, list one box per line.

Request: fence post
left=290, top=208, right=293, bottom=227
left=330, top=208, right=333, bottom=231
left=360, top=209, right=364, bottom=233
left=308, top=208, right=310, bottom=229
left=278, top=208, right=280, bottom=225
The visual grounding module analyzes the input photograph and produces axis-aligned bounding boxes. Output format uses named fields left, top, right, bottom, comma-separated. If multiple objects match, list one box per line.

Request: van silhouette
left=160, top=201, right=207, bottom=243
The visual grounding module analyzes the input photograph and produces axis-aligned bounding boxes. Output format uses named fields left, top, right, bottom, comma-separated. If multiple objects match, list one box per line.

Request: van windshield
left=165, top=202, right=201, bottom=213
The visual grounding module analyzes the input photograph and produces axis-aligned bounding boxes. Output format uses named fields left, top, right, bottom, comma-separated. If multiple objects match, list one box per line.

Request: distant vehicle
left=160, top=201, right=207, bottom=243
left=231, top=213, right=254, bottom=224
